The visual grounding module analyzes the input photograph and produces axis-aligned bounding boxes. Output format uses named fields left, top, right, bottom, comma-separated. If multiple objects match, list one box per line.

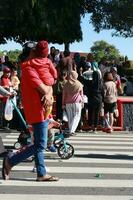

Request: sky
left=0, top=14, right=133, bottom=60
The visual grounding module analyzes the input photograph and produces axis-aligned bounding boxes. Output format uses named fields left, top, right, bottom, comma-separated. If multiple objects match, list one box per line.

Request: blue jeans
left=7, top=120, right=49, bottom=177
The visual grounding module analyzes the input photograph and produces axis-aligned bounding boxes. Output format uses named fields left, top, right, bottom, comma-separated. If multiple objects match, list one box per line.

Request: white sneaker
left=31, top=166, right=50, bottom=173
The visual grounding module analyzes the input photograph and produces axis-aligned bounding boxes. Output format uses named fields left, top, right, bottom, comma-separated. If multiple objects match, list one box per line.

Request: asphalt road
left=0, top=129, right=133, bottom=200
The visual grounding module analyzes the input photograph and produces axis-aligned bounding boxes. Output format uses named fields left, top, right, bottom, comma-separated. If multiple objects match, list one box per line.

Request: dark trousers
left=88, top=101, right=101, bottom=128
left=56, top=94, right=63, bottom=121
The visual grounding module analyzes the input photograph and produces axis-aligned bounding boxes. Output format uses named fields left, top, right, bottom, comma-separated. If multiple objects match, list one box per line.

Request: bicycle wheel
left=14, top=142, right=22, bottom=149
left=57, top=142, right=74, bottom=159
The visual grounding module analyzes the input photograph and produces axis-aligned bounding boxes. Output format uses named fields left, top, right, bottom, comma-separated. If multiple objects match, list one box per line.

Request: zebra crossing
left=1, top=130, right=133, bottom=199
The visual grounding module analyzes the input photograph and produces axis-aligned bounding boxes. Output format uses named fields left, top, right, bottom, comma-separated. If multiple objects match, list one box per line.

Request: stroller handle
left=10, top=98, right=28, bottom=129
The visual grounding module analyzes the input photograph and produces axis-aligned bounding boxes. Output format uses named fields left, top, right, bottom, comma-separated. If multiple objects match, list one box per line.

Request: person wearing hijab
left=87, top=70, right=103, bottom=132
left=62, top=70, right=84, bottom=136
left=103, top=71, right=117, bottom=133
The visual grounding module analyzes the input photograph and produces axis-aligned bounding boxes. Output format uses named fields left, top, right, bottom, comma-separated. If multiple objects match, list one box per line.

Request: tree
left=0, top=0, right=133, bottom=49
left=90, top=40, right=121, bottom=62
left=85, top=0, right=133, bottom=37
left=0, top=0, right=84, bottom=46
left=7, top=50, right=22, bottom=62
left=0, top=50, right=22, bottom=62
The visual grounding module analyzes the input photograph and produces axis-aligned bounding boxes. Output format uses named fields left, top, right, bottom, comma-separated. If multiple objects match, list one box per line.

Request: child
left=103, top=71, right=117, bottom=133
left=53, top=70, right=67, bottom=121
left=29, top=40, right=58, bottom=119
left=11, top=70, right=20, bottom=91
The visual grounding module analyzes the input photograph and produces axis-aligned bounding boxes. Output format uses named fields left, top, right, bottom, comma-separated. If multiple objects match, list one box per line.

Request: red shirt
left=30, top=58, right=57, bottom=86
left=1, top=76, right=11, bottom=102
left=21, top=61, right=45, bottom=124
left=1, top=77, right=11, bottom=88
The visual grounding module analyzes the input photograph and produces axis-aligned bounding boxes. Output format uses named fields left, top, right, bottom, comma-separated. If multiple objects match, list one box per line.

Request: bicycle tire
left=14, top=142, right=22, bottom=149
left=57, top=142, right=74, bottom=159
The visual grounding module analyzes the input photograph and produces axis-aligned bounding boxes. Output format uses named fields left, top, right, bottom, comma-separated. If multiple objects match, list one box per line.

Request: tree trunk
left=64, top=43, right=70, bottom=51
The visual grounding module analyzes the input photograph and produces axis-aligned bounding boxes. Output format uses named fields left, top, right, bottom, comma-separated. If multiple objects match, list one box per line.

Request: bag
left=83, top=95, right=88, bottom=103
left=63, top=110, right=68, bottom=122
left=4, top=98, right=14, bottom=121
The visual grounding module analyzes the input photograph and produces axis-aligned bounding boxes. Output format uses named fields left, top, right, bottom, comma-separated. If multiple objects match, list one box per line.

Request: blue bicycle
left=53, top=126, right=74, bottom=159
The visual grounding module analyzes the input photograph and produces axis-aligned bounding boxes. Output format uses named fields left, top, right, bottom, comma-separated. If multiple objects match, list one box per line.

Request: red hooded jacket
left=30, top=57, right=57, bottom=86
left=21, top=61, right=45, bottom=124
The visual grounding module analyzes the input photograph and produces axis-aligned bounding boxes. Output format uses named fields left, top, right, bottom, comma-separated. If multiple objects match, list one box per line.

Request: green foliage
left=0, top=0, right=133, bottom=49
left=123, top=61, right=133, bottom=69
left=85, top=0, right=133, bottom=37
left=90, top=40, right=121, bottom=62
left=0, top=0, right=84, bottom=45
left=122, top=61, right=133, bottom=76
left=7, top=50, right=22, bottom=62
left=0, top=50, right=22, bottom=62
left=0, top=51, right=4, bottom=57
left=123, top=68, right=133, bottom=76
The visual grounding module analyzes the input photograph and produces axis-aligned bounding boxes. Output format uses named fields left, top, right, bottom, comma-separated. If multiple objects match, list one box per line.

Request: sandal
left=2, top=157, right=6, bottom=180
left=36, top=175, right=59, bottom=182
left=106, top=128, right=113, bottom=133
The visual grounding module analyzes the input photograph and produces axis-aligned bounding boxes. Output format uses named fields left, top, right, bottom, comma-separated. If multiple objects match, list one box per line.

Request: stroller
left=11, top=99, right=74, bottom=159
left=9, top=98, right=32, bottom=150
left=14, top=128, right=32, bottom=149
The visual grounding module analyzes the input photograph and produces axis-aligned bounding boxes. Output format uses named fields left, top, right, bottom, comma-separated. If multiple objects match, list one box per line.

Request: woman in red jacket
left=2, top=42, right=59, bottom=182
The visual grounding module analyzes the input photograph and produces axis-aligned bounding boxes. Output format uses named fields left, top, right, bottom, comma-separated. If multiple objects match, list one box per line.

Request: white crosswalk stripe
left=1, top=194, right=133, bottom=200
left=1, top=131, right=133, bottom=199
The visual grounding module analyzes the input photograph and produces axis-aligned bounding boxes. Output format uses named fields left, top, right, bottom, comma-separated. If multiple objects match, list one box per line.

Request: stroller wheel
left=14, top=142, right=22, bottom=149
left=57, top=142, right=74, bottom=159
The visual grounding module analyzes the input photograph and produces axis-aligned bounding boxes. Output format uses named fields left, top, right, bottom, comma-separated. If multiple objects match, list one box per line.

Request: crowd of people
left=53, top=50, right=124, bottom=134
left=0, top=43, right=127, bottom=135
left=0, top=40, right=130, bottom=182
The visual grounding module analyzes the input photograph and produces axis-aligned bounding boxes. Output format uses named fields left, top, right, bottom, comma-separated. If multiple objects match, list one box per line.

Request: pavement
left=0, top=129, right=133, bottom=199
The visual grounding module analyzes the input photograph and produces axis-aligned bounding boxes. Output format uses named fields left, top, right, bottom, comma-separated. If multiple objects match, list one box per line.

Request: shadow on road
left=75, top=153, right=133, bottom=160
